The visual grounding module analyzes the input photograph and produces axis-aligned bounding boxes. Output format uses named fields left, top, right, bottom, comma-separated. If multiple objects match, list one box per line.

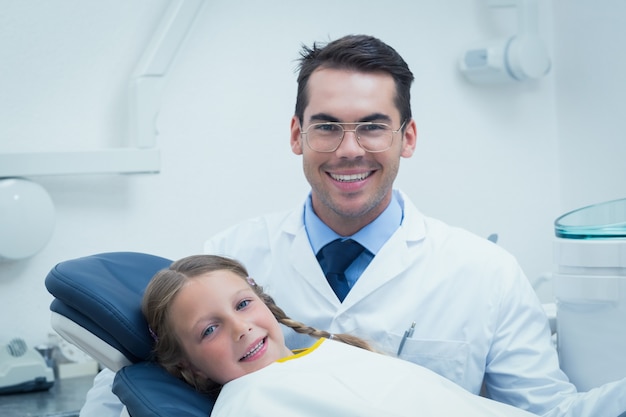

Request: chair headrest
left=113, top=362, right=217, bottom=417
left=45, top=252, right=172, bottom=364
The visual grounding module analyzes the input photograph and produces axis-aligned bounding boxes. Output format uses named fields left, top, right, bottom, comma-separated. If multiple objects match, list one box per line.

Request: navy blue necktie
left=316, top=239, right=365, bottom=302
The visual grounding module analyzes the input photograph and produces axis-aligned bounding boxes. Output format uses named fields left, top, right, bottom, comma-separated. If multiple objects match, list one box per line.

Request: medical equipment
left=0, top=1, right=204, bottom=179
left=553, top=198, right=626, bottom=391
left=459, top=0, right=551, bottom=83
left=44, top=252, right=215, bottom=417
left=0, top=338, right=55, bottom=394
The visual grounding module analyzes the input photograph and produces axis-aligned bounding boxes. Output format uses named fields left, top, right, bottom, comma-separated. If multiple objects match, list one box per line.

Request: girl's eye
left=202, top=325, right=216, bottom=338
left=237, top=299, right=251, bottom=310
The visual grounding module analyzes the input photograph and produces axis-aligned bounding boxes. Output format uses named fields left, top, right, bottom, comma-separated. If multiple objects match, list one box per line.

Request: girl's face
left=169, top=270, right=293, bottom=385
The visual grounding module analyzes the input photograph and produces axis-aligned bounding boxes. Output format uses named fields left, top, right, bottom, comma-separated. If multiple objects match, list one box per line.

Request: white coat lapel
left=341, top=196, right=427, bottom=307
left=289, top=228, right=341, bottom=303
left=280, top=210, right=341, bottom=304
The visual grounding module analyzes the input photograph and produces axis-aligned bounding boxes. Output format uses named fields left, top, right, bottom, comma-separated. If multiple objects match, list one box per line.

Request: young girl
left=142, top=255, right=538, bottom=416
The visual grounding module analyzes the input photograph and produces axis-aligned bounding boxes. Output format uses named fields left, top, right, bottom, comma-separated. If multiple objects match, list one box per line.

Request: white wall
left=0, top=0, right=622, bottom=349
left=552, top=0, right=626, bottom=211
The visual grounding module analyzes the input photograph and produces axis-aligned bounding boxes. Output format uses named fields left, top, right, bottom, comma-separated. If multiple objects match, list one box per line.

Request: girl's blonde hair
left=142, top=254, right=374, bottom=394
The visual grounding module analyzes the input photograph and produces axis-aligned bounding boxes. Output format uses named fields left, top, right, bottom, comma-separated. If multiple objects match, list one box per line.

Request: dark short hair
left=294, top=34, right=414, bottom=126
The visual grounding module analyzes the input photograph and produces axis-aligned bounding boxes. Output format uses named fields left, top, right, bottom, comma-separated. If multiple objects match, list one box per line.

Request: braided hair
left=258, top=288, right=374, bottom=352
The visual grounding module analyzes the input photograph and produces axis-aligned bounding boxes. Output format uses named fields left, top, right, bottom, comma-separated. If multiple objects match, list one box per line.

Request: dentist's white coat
left=205, top=190, right=626, bottom=417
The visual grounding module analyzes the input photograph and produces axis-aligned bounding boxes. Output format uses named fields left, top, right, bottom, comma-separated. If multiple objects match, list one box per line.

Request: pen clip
left=407, top=321, right=416, bottom=337
left=396, top=321, right=416, bottom=357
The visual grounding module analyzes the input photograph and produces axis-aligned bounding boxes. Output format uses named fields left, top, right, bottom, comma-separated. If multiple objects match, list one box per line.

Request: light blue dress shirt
left=304, top=191, right=403, bottom=287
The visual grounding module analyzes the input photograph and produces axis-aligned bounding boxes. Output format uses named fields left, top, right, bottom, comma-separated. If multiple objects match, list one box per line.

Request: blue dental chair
left=44, top=252, right=217, bottom=417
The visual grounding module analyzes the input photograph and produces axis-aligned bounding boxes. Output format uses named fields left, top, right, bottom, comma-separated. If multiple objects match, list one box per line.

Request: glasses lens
left=306, top=123, right=343, bottom=152
left=355, top=123, right=393, bottom=152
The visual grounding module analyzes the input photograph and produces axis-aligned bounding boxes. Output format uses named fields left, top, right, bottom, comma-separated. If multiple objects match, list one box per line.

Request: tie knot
left=317, top=239, right=365, bottom=275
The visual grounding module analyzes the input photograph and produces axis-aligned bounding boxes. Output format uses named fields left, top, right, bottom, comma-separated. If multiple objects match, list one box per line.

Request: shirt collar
left=304, top=191, right=403, bottom=255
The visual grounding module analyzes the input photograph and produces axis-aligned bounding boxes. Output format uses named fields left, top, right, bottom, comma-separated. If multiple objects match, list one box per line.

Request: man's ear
left=401, top=118, right=417, bottom=158
left=290, top=116, right=303, bottom=155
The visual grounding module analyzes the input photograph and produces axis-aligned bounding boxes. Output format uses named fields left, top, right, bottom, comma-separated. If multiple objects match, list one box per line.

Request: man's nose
left=335, top=129, right=365, bottom=157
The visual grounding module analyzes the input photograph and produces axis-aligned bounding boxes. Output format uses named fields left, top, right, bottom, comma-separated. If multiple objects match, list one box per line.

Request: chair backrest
left=45, top=252, right=171, bottom=369
left=45, top=252, right=216, bottom=417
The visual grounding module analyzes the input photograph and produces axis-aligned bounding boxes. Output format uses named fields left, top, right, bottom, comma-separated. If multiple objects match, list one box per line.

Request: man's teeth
left=241, top=339, right=264, bottom=360
left=330, top=172, right=370, bottom=182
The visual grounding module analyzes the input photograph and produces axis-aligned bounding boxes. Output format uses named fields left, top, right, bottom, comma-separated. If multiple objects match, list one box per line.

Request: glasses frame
left=300, top=120, right=406, bottom=153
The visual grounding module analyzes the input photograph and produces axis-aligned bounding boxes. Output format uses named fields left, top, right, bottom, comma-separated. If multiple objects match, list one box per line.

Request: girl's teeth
left=241, top=339, right=264, bottom=360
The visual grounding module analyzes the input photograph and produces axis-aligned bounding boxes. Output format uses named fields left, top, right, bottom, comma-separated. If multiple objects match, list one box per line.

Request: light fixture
left=0, top=178, right=55, bottom=260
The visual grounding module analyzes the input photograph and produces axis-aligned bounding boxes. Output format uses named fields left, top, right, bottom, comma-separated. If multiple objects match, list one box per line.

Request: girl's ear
left=178, top=359, right=205, bottom=379
left=175, top=361, right=190, bottom=378
left=177, top=361, right=208, bottom=391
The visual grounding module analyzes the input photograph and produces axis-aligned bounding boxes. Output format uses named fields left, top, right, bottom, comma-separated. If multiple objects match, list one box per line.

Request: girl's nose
left=232, top=318, right=252, bottom=341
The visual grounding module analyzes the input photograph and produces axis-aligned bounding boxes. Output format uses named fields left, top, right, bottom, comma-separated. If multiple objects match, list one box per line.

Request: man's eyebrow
left=309, top=113, right=340, bottom=123
left=308, top=113, right=392, bottom=123
left=359, top=113, right=392, bottom=123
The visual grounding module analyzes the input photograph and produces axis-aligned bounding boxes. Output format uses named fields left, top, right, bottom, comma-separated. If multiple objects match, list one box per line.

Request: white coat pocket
left=385, top=334, right=470, bottom=387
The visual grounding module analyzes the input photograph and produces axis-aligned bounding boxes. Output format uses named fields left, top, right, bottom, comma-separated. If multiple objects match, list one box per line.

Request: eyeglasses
left=300, top=121, right=406, bottom=153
